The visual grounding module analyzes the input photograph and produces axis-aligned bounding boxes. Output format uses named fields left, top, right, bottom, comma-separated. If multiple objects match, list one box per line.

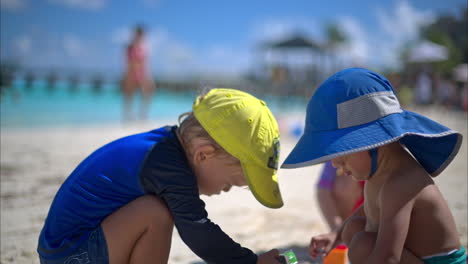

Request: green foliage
left=420, top=7, right=468, bottom=74
left=325, top=23, right=347, bottom=49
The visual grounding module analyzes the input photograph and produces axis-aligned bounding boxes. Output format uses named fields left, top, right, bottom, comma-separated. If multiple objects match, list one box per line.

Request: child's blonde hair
left=177, top=92, right=240, bottom=165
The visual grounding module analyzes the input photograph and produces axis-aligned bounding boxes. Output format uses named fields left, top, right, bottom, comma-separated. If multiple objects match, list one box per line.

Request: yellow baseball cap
left=193, top=88, right=283, bottom=208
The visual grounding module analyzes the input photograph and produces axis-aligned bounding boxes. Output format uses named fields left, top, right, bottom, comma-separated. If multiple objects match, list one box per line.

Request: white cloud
left=1, top=0, right=28, bottom=10
left=141, top=29, right=249, bottom=75
left=111, top=26, right=197, bottom=74
left=63, top=34, right=87, bottom=58
left=8, top=25, right=195, bottom=75
left=165, top=42, right=194, bottom=64
left=249, top=1, right=436, bottom=71
left=250, top=17, right=321, bottom=44
left=10, top=31, right=62, bottom=67
left=374, top=0, right=435, bottom=68
left=111, top=26, right=167, bottom=54
left=246, top=17, right=324, bottom=72
left=144, top=27, right=169, bottom=56
left=111, top=27, right=132, bottom=45
left=207, top=46, right=232, bottom=60
left=69, top=1, right=438, bottom=74
left=14, top=35, right=32, bottom=55
left=153, top=34, right=197, bottom=74
left=377, top=0, right=434, bottom=43
left=336, top=16, right=369, bottom=65
left=8, top=28, right=108, bottom=71
left=200, top=45, right=250, bottom=74
left=47, top=0, right=107, bottom=10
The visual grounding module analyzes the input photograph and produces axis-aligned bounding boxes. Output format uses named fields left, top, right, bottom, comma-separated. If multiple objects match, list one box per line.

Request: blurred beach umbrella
left=409, top=40, right=448, bottom=63
left=453, top=64, right=468, bottom=83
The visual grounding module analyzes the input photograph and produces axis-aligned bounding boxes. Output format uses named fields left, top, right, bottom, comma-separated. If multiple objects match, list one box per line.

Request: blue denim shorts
left=39, top=226, right=109, bottom=264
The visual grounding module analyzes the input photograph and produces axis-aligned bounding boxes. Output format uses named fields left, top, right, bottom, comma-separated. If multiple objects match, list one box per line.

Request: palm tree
left=324, top=23, right=348, bottom=73
left=325, top=23, right=347, bottom=49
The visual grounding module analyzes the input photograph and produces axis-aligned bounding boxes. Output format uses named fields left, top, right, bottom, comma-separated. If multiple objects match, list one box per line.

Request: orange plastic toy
left=324, top=244, right=348, bottom=264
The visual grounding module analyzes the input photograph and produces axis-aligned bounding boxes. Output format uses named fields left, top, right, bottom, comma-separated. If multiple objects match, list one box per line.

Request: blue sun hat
left=282, top=68, right=462, bottom=177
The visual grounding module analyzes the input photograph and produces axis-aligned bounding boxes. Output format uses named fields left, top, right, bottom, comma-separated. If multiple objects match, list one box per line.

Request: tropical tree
left=325, top=23, right=347, bottom=50
left=420, top=7, right=468, bottom=74
left=324, top=22, right=348, bottom=72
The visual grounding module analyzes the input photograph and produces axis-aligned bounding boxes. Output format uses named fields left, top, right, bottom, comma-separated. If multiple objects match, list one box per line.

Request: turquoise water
left=1, top=80, right=307, bottom=129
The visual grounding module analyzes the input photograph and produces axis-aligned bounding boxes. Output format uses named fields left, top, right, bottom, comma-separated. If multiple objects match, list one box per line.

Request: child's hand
left=257, top=249, right=280, bottom=264
left=309, top=232, right=338, bottom=258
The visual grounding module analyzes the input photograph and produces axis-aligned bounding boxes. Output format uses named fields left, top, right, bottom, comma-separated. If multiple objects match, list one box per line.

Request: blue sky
left=1, top=0, right=465, bottom=77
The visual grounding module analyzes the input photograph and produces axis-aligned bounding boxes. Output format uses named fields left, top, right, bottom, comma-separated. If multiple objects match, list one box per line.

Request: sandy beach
left=1, top=106, right=467, bottom=263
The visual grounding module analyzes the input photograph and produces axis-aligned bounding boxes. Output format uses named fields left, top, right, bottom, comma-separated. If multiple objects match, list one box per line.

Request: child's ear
left=193, top=144, right=216, bottom=165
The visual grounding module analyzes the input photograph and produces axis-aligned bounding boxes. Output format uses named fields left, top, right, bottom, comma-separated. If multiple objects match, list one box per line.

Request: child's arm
left=309, top=204, right=365, bottom=258
left=140, top=138, right=259, bottom=264
left=316, top=162, right=340, bottom=230
left=364, top=178, right=421, bottom=264
left=166, top=191, right=258, bottom=263
left=336, top=204, right=365, bottom=241
left=317, top=188, right=342, bottom=229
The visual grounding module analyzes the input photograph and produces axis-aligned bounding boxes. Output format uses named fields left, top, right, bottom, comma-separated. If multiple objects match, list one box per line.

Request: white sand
left=1, top=106, right=466, bottom=263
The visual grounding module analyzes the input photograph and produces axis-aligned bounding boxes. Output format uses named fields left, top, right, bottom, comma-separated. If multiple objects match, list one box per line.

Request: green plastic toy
left=277, top=249, right=299, bottom=264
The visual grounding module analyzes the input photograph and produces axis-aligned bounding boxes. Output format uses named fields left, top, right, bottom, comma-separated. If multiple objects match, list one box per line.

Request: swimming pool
left=1, top=80, right=308, bottom=129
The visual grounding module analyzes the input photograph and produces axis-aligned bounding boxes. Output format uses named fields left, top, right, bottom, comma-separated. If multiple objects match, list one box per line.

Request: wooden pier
left=0, top=68, right=323, bottom=99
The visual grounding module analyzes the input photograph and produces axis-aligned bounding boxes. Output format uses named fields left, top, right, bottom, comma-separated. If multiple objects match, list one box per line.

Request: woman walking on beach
left=122, top=25, right=155, bottom=121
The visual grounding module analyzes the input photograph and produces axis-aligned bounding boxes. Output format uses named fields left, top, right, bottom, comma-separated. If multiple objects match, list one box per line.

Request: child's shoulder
left=394, top=163, right=432, bottom=185
left=382, top=165, right=433, bottom=201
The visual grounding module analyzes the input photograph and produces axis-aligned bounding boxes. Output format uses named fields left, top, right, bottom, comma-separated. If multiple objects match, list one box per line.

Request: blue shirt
left=38, top=126, right=257, bottom=264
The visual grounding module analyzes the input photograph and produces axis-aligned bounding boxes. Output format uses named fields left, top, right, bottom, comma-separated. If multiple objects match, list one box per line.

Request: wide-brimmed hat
left=282, top=68, right=462, bottom=177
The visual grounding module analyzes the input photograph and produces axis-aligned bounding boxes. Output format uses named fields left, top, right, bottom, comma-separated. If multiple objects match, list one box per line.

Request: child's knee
left=348, top=231, right=376, bottom=264
left=342, top=216, right=366, bottom=245
left=137, top=195, right=173, bottom=226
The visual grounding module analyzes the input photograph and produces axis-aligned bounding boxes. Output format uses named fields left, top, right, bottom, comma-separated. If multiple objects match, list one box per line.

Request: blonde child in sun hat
left=282, top=68, right=466, bottom=264
left=38, top=88, right=283, bottom=264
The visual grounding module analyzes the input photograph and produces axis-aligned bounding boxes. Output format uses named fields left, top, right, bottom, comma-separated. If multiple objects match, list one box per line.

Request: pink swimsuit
left=127, top=42, right=147, bottom=83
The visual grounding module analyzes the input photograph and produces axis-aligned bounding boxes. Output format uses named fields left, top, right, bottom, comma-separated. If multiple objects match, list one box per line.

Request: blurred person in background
left=316, top=161, right=364, bottom=232
left=436, top=72, right=456, bottom=109
left=122, top=24, right=156, bottom=121
left=414, top=68, right=433, bottom=105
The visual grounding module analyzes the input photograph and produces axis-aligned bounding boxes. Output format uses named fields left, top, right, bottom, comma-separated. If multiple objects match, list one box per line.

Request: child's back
left=362, top=142, right=461, bottom=258
left=38, top=127, right=172, bottom=257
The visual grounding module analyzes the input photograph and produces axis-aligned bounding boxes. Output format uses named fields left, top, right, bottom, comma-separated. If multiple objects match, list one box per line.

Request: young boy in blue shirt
left=282, top=68, right=466, bottom=264
left=38, top=88, right=283, bottom=264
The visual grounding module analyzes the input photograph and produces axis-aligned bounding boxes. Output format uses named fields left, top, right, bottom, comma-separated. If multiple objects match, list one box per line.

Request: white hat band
left=337, top=91, right=403, bottom=129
